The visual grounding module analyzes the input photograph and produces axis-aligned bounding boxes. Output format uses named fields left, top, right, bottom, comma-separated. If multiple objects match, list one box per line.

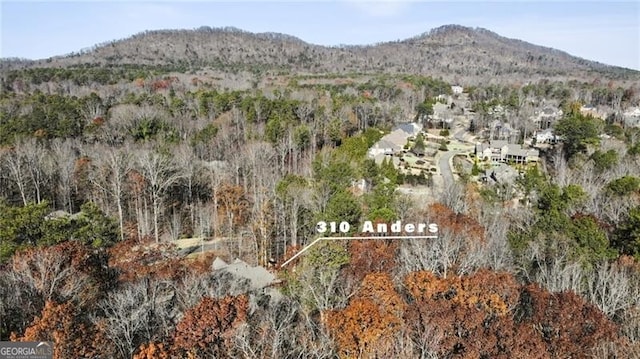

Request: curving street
left=435, top=128, right=475, bottom=190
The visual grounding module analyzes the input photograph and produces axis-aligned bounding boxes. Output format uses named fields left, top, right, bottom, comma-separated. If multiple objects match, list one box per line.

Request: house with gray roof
left=367, top=122, right=422, bottom=158
left=503, top=144, right=539, bottom=164
left=475, top=140, right=538, bottom=164
left=394, top=122, right=422, bottom=136
left=427, top=103, right=454, bottom=129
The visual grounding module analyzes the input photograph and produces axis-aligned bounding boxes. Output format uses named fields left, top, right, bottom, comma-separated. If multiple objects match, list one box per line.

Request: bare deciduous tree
left=90, top=145, right=133, bottom=241
left=50, top=139, right=78, bottom=212
left=22, top=139, right=52, bottom=204
left=587, top=262, right=638, bottom=317
left=235, top=296, right=337, bottom=359
left=2, top=146, right=31, bottom=205
left=438, top=182, right=468, bottom=214
left=174, top=143, right=201, bottom=231
left=95, top=279, right=174, bottom=359
left=137, top=149, right=185, bottom=243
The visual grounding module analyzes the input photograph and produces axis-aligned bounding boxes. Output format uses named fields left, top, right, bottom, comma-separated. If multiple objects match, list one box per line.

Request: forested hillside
left=1, top=25, right=640, bottom=358
left=3, top=25, right=639, bottom=84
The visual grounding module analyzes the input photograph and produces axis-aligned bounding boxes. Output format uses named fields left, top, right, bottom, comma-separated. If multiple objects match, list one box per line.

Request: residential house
left=484, top=163, right=519, bottom=184
left=475, top=143, right=492, bottom=161
left=394, top=122, right=422, bottom=137
left=428, top=103, right=454, bottom=129
left=368, top=138, right=402, bottom=157
left=490, top=140, right=509, bottom=162
left=475, top=140, right=507, bottom=162
left=503, top=144, right=539, bottom=164
left=451, top=85, right=464, bottom=95
left=436, top=94, right=453, bottom=103
left=535, top=128, right=561, bottom=144
left=475, top=140, right=538, bottom=164
left=367, top=122, right=422, bottom=158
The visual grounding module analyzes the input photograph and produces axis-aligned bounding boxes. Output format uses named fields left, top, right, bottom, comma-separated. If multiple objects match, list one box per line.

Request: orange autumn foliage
left=107, top=238, right=187, bottom=282
left=14, top=301, right=97, bottom=359
left=427, top=202, right=485, bottom=242
left=151, top=80, right=170, bottom=91
left=217, top=182, right=251, bottom=230
left=344, top=239, right=397, bottom=283
left=401, top=269, right=620, bottom=358
left=518, top=283, right=618, bottom=357
left=326, top=273, right=406, bottom=358
left=404, top=270, right=545, bottom=358
left=405, top=269, right=519, bottom=316
left=134, top=342, right=171, bottom=359
left=172, top=295, right=249, bottom=357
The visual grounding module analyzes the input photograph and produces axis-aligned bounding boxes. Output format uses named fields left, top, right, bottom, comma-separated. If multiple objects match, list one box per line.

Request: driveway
left=438, top=148, right=467, bottom=186
left=436, top=138, right=474, bottom=190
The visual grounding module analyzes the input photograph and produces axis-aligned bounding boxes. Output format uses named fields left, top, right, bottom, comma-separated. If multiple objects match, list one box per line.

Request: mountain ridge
left=2, top=24, right=638, bottom=84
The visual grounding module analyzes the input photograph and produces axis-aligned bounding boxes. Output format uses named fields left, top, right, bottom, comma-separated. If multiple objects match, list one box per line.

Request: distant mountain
left=3, top=25, right=638, bottom=83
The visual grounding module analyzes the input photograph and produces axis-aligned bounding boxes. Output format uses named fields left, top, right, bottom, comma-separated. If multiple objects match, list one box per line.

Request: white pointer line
left=280, top=235, right=438, bottom=267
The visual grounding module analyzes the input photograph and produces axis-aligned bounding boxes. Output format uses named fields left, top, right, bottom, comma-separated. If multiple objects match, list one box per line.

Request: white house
left=535, top=128, right=561, bottom=144
left=475, top=140, right=507, bottom=162
left=451, top=85, right=464, bottom=95
left=475, top=143, right=492, bottom=161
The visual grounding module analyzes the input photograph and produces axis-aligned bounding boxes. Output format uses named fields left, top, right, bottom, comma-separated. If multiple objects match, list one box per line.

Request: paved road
left=438, top=150, right=456, bottom=185
left=434, top=123, right=475, bottom=187
left=437, top=148, right=468, bottom=187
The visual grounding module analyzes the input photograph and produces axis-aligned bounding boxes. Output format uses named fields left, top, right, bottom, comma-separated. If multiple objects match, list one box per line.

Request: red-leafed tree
left=404, top=269, right=548, bottom=358
left=172, top=295, right=249, bottom=358
left=13, top=300, right=97, bottom=359
left=427, top=202, right=485, bottom=242
left=516, top=283, right=619, bottom=358
left=344, top=239, right=397, bottom=284
left=402, top=269, right=621, bottom=358
left=216, top=182, right=251, bottom=235
left=133, top=342, right=171, bottom=359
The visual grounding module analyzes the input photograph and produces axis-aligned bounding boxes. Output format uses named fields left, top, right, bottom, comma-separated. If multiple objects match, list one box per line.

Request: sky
left=1, top=1, right=639, bottom=70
